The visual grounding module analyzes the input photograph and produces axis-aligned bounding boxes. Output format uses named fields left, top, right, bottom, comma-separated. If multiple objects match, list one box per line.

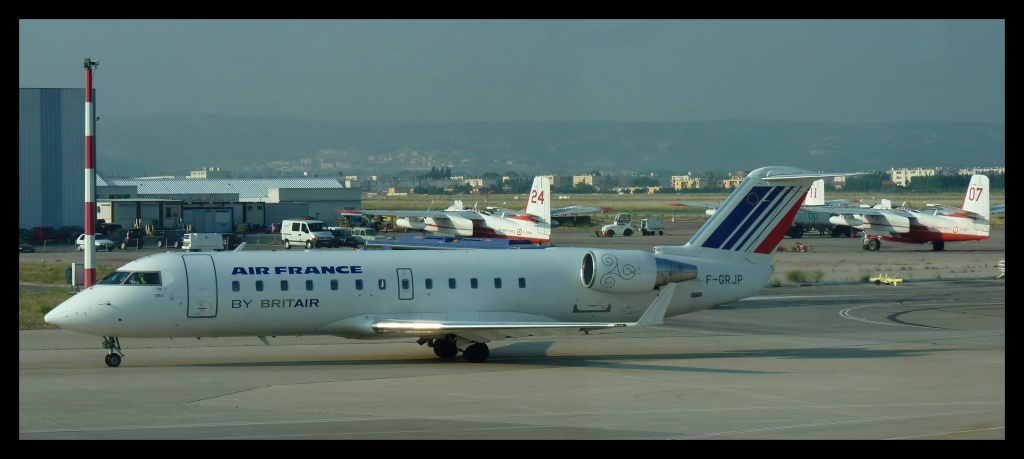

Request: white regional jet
left=46, top=166, right=845, bottom=366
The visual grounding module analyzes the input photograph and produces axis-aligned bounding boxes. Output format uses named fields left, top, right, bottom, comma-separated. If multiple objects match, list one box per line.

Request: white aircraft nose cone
left=44, top=307, right=71, bottom=328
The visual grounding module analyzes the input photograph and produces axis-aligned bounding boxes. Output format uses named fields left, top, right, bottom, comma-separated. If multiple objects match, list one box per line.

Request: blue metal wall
left=19, top=88, right=87, bottom=229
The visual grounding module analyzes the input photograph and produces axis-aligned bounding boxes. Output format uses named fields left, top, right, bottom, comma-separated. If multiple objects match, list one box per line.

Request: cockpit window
left=99, top=271, right=161, bottom=285
left=99, top=271, right=131, bottom=285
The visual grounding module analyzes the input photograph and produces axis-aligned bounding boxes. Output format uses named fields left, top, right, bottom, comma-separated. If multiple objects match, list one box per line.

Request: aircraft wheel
left=105, top=353, right=122, bottom=367
left=623, top=228, right=633, bottom=236
left=432, top=339, right=458, bottom=359
left=463, top=343, right=490, bottom=363
left=867, top=238, right=881, bottom=251
left=659, top=231, right=664, bottom=235
left=283, top=239, right=292, bottom=249
left=932, top=241, right=945, bottom=251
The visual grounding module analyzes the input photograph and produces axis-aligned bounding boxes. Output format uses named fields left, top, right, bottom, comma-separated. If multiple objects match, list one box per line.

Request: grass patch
left=19, top=262, right=118, bottom=330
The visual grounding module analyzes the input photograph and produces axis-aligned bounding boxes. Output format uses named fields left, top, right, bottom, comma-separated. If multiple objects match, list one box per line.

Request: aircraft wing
left=371, top=283, right=676, bottom=343
left=807, top=205, right=917, bottom=236
left=551, top=205, right=611, bottom=217
left=367, top=209, right=486, bottom=221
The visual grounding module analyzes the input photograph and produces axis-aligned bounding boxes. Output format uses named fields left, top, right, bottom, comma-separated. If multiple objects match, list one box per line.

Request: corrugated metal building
left=20, top=88, right=361, bottom=231
left=19, top=88, right=87, bottom=229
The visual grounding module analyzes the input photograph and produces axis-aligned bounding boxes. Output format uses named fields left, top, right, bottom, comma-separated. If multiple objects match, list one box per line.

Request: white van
left=182, top=233, right=225, bottom=252
left=281, top=219, right=334, bottom=249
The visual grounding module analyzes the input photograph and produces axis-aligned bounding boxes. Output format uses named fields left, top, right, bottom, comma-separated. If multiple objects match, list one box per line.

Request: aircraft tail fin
left=962, top=174, right=990, bottom=218
left=524, top=176, right=551, bottom=223
left=656, top=167, right=848, bottom=265
left=804, top=179, right=825, bottom=206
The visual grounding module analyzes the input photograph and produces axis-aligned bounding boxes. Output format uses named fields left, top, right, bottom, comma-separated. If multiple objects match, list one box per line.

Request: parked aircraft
left=990, top=204, right=1005, bottom=215
left=808, top=174, right=990, bottom=251
left=45, top=166, right=847, bottom=366
left=367, top=176, right=554, bottom=244
left=550, top=205, right=612, bottom=217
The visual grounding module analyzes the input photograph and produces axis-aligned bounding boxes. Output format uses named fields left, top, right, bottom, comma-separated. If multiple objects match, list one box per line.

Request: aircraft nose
left=44, top=305, right=71, bottom=328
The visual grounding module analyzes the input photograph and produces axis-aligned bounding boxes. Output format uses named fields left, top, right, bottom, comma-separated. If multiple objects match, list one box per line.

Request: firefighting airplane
left=806, top=174, right=990, bottom=251
left=367, top=176, right=558, bottom=243
left=46, top=166, right=846, bottom=367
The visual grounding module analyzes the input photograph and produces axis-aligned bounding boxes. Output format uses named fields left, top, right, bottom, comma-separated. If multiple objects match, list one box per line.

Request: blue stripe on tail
left=701, top=185, right=802, bottom=252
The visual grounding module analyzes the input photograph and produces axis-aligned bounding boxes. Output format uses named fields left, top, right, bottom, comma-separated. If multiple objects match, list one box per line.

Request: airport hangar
left=19, top=88, right=361, bottom=232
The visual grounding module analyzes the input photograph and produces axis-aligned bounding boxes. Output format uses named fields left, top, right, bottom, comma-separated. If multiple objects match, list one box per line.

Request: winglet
left=635, top=283, right=676, bottom=327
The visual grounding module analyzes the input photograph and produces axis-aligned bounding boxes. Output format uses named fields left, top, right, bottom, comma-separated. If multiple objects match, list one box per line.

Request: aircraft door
left=184, top=254, right=218, bottom=318
left=397, top=268, right=413, bottom=300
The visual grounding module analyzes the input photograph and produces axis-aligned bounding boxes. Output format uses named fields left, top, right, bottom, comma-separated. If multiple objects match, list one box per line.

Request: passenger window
left=401, top=279, right=410, bottom=289
left=519, top=277, right=526, bottom=288
left=256, top=280, right=264, bottom=292
left=232, top=281, right=240, bottom=292
left=280, top=280, right=288, bottom=291
left=494, top=278, right=502, bottom=288
left=470, top=278, right=478, bottom=289
left=448, top=278, right=456, bottom=289
left=330, top=279, right=338, bottom=290
left=356, top=279, right=363, bottom=290
left=306, top=279, right=314, bottom=291
left=378, top=279, right=386, bottom=290
left=425, top=278, right=433, bottom=289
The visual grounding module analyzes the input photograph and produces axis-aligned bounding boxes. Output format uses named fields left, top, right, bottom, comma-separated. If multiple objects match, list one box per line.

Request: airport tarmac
left=19, top=223, right=1005, bottom=439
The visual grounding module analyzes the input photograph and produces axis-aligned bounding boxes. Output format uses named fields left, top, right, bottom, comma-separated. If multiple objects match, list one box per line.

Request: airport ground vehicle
left=182, top=233, right=225, bottom=252
left=640, top=218, right=664, bottom=236
left=598, top=213, right=636, bottom=237
left=281, top=219, right=334, bottom=249
left=55, top=225, right=85, bottom=244
left=109, top=228, right=147, bottom=250
left=76, top=233, right=115, bottom=252
left=19, top=237, right=35, bottom=253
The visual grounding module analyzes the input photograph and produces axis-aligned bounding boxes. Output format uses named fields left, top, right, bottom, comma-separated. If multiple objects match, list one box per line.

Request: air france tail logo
left=701, top=185, right=803, bottom=254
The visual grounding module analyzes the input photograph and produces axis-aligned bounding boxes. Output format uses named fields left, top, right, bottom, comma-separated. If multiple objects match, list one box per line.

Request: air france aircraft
left=46, top=166, right=844, bottom=366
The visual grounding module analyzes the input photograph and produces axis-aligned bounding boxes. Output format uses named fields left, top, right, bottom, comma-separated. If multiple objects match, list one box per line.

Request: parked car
left=55, top=225, right=85, bottom=244
left=19, top=237, right=35, bottom=253
left=76, top=233, right=115, bottom=252
left=109, top=228, right=147, bottom=250
left=328, top=228, right=361, bottom=248
left=27, top=226, right=58, bottom=245
left=156, top=230, right=186, bottom=249
left=95, top=222, right=123, bottom=236
left=222, top=233, right=244, bottom=250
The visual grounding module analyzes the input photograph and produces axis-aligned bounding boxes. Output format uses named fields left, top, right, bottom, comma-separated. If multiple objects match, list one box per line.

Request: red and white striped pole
left=84, top=58, right=98, bottom=287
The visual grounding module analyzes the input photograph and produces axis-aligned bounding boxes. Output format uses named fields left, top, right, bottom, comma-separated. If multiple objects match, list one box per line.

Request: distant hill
left=96, top=115, right=1005, bottom=178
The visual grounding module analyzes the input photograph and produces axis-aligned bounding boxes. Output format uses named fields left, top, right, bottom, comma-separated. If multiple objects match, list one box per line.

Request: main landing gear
left=420, top=334, right=490, bottom=363
left=102, top=336, right=125, bottom=367
left=862, top=234, right=881, bottom=251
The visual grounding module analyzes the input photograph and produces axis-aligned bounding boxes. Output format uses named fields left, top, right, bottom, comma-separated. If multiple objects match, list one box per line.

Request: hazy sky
left=19, top=19, right=1004, bottom=124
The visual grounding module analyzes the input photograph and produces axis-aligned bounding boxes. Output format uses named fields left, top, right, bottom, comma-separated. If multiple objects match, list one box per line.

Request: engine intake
left=581, top=250, right=697, bottom=294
